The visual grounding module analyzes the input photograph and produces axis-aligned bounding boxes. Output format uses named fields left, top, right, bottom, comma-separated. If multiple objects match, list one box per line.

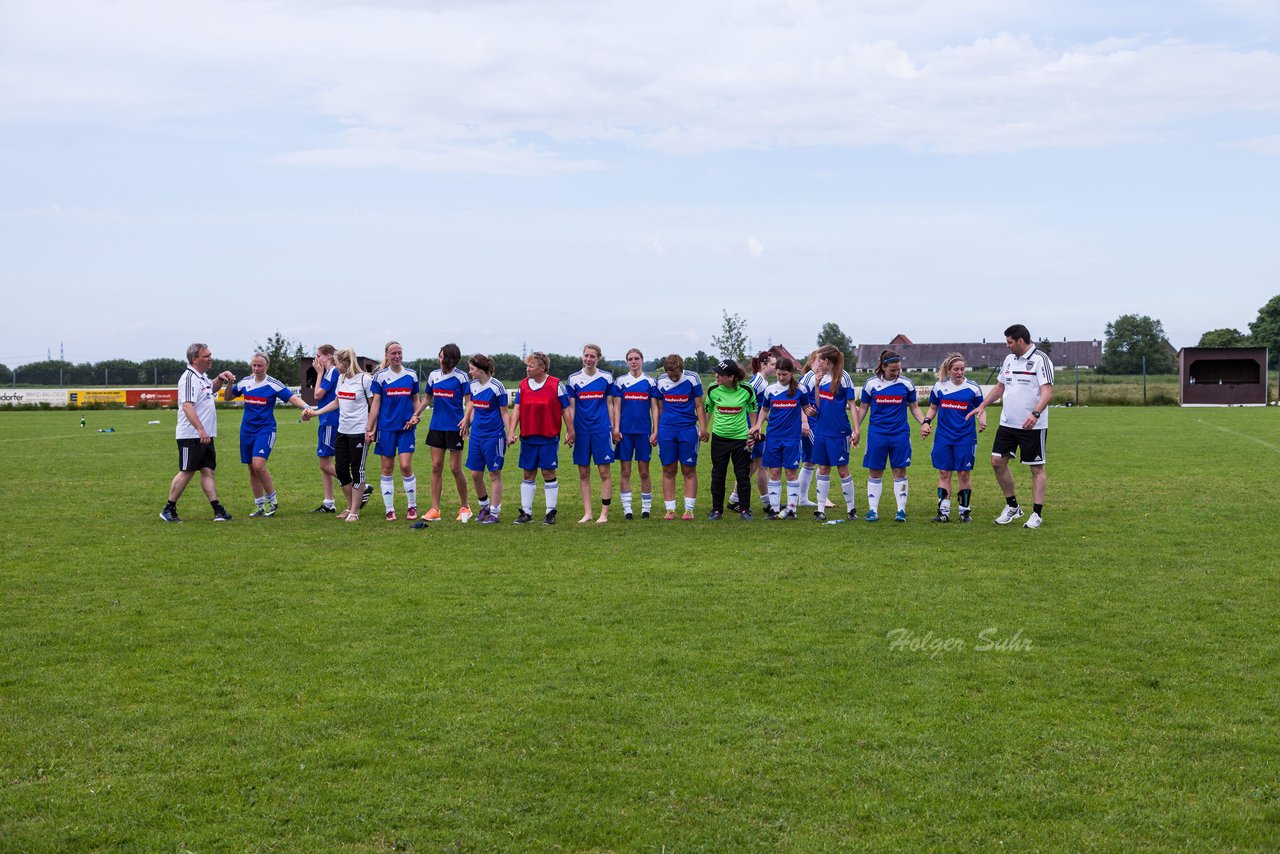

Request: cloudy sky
left=2, top=0, right=1278, bottom=366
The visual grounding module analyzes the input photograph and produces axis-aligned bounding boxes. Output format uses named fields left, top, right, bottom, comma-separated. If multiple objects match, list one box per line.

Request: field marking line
left=1195, top=419, right=1280, bottom=453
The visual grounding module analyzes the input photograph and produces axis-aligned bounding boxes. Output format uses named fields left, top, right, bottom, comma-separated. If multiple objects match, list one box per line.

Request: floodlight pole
left=1142, top=356, right=1147, bottom=404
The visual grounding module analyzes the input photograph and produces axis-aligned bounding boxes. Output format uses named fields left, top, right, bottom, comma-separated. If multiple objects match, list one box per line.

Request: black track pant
left=710, top=435, right=751, bottom=512
left=335, top=432, right=370, bottom=487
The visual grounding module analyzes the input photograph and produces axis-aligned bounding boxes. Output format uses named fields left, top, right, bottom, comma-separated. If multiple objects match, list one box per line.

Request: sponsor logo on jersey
left=385, top=387, right=412, bottom=397
left=940, top=399, right=970, bottom=410
left=577, top=391, right=606, bottom=400
left=716, top=405, right=743, bottom=415
left=433, top=389, right=456, bottom=398
left=473, top=399, right=492, bottom=409
left=623, top=392, right=651, bottom=401
left=818, top=391, right=835, bottom=401
left=244, top=395, right=270, bottom=406
left=338, top=390, right=356, bottom=400
left=875, top=395, right=904, bottom=405
left=772, top=399, right=798, bottom=408
left=665, top=394, right=690, bottom=403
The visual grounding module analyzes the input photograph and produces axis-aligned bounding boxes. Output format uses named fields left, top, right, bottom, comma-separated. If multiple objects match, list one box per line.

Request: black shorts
left=177, top=437, right=216, bottom=472
left=424, top=429, right=464, bottom=451
left=992, top=425, right=1046, bottom=465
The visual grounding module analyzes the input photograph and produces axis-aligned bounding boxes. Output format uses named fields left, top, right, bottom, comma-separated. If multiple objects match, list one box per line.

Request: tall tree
left=710, top=311, right=749, bottom=362
left=1101, top=314, right=1175, bottom=374
left=1197, top=328, right=1250, bottom=348
left=1248, top=295, right=1280, bottom=368
left=255, top=331, right=305, bottom=379
left=817, top=322, right=854, bottom=363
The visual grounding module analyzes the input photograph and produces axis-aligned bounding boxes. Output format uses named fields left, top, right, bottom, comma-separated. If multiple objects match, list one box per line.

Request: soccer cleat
left=740, top=510, right=754, bottom=522
left=624, top=511, right=634, bottom=520
left=475, top=505, right=491, bottom=523
left=864, top=510, right=879, bottom=522
left=663, top=510, right=677, bottom=521
left=931, top=513, right=949, bottom=523
left=543, top=509, right=557, bottom=526
left=514, top=510, right=534, bottom=525
left=457, top=506, right=473, bottom=523
left=641, top=511, right=650, bottom=519
left=264, top=501, right=277, bottom=517
left=249, top=507, right=265, bottom=518
left=409, top=520, right=430, bottom=530
left=423, top=508, right=441, bottom=521
left=783, top=509, right=797, bottom=520
left=995, top=505, right=1025, bottom=525
left=708, top=510, right=723, bottom=521
left=1023, top=512, right=1043, bottom=529
left=213, top=507, right=232, bottom=522
left=813, top=510, right=826, bottom=522
left=406, top=506, right=418, bottom=521
left=958, top=510, right=972, bottom=523
left=681, top=510, right=695, bottom=521
left=360, top=484, right=373, bottom=508
left=482, top=512, right=500, bottom=525
left=385, top=510, right=397, bottom=521
left=160, top=507, right=182, bottom=523
left=727, top=499, right=740, bottom=512
left=847, top=508, right=859, bottom=521
left=765, top=507, right=779, bottom=520
left=312, top=504, right=336, bottom=513
left=894, top=509, right=907, bottom=523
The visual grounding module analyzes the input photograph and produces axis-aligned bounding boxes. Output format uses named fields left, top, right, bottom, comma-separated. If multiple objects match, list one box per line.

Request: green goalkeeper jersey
left=704, top=382, right=758, bottom=440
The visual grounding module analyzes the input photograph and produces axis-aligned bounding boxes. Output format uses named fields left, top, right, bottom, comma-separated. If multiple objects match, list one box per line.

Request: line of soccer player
left=165, top=325, right=1052, bottom=528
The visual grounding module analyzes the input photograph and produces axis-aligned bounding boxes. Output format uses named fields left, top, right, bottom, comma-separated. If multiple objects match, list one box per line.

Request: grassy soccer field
left=1, top=407, right=1278, bottom=850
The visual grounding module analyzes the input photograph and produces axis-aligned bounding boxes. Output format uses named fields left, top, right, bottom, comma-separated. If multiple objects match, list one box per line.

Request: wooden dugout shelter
left=1178, top=347, right=1269, bottom=406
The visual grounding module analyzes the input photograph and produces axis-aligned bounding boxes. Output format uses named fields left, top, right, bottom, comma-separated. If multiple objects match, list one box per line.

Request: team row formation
left=162, top=325, right=1055, bottom=529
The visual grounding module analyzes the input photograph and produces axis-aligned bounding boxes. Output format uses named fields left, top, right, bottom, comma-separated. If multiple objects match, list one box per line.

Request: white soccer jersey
left=335, top=373, right=374, bottom=435
left=176, top=366, right=217, bottom=439
left=998, top=346, right=1054, bottom=429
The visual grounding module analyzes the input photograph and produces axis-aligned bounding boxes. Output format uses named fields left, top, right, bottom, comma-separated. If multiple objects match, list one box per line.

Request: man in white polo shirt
left=967, top=324, right=1054, bottom=529
left=161, top=343, right=236, bottom=522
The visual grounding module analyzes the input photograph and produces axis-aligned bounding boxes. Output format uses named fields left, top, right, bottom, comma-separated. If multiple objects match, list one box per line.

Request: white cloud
left=1, top=1, right=1279, bottom=173
left=747, top=237, right=765, bottom=258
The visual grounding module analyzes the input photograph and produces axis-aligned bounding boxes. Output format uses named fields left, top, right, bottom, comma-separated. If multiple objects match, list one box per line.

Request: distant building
left=855, top=334, right=1104, bottom=371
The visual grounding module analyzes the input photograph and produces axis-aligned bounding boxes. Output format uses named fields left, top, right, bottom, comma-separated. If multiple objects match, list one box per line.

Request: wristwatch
left=1031, top=409, right=1042, bottom=418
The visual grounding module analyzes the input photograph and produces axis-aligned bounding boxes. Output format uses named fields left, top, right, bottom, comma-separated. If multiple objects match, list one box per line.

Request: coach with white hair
left=160, top=342, right=235, bottom=523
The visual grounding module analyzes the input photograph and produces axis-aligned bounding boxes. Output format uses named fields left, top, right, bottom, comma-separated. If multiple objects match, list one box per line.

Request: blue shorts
left=750, top=438, right=764, bottom=460
left=316, top=423, right=337, bottom=458
left=932, top=441, right=977, bottom=472
left=375, top=427, right=416, bottom=457
left=466, top=433, right=507, bottom=473
left=573, top=430, right=616, bottom=466
left=811, top=434, right=851, bottom=468
left=240, top=428, right=276, bottom=464
left=863, top=433, right=912, bottom=471
left=615, top=433, right=652, bottom=463
left=657, top=426, right=700, bottom=467
left=518, top=437, right=560, bottom=471
left=800, top=433, right=814, bottom=464
left=763, top=437, right=803, bottom=470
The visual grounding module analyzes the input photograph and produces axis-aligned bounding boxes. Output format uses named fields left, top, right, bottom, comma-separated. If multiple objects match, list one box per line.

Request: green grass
left=2, top=408, right=1279, bottom=850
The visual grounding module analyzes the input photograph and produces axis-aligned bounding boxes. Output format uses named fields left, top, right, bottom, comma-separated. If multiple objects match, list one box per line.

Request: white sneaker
left=1023, top=512, right=1043, bottom=529
left=994, top=505, right=1025, bottom=525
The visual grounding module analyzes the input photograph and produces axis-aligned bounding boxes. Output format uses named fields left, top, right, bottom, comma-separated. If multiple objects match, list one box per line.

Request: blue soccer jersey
left=568, top=369, right=614, bottom=434
left=928, top=378, right=983, bottom=444
left=316, top=365, right=340, bottom=428
left=372, top=366, right=420, bottom=429
left=761, top=382, right=806, bottom=438
left=809, top=371, right=856, bottom=437
left=468, top=377, right=509, bottom=438
left=861, top=376, right=918, bottom=438
left=656, top=371, right=703, bottom=431
left=612, top=373, right=657, bottom=435
left=426, top=367, right=470, bottom=431
left=227, top=375, right=295, bottom=432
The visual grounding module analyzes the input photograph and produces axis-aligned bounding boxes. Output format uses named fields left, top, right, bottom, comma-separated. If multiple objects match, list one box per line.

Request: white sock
left=478, top=496, right=490, bottom=509
left=544, top=479, right=559, bottom=512
left=521, top=480, right=536, bottom=514
left=491, top=503, right=501, bottom=516
left=815, top=474, right=831, bottom=509
left=841, top=475, right=856, bottom=512
left=759, top=490, right=769, bottom=508
left=266, top=491, right=276, bottom=505
left=322, top=498, right=335, bottom=509
left=729, top=490, right=738, bottom=504
left=785, top=480, right=798, bottom=513
left=381, top=476, right=395, bottom=512
left=641, top=492, right=652, bottom=513
left=798, top=466, right=814, bottom=501
left=684, top=496, right=696, bottom=512
left=867, top=477, right=883, bottom=514
left=665, top=499, right=676, bottom=512
left=255, top=496, right=266, bottom=508
left=621, top=491, right=633, bottom=514
left=895, top=478, right=909, bottom=512
left=403, top=475, right=416, bottom=509
left=768, top=479, right=781, bottom=512
left=939, top=498, right=951, bottom=518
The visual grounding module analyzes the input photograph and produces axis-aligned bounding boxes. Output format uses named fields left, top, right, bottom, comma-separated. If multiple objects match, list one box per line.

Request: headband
left=879, top=355, right=901, bottom=365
